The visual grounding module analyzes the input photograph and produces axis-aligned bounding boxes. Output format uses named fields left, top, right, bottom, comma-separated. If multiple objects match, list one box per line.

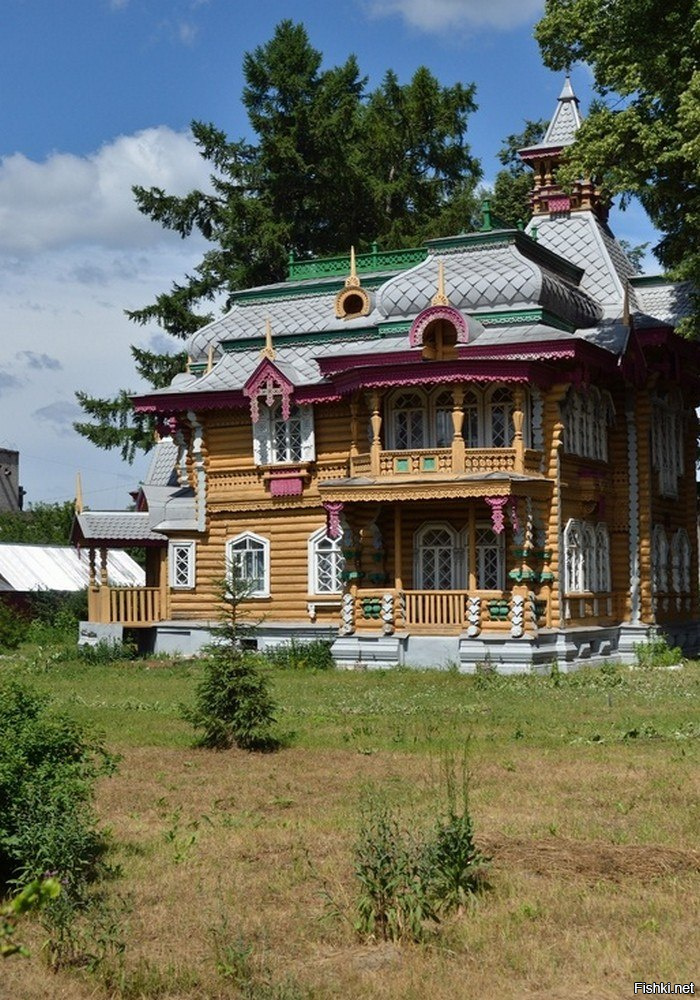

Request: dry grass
left=2, top=656, right=699, bottom=998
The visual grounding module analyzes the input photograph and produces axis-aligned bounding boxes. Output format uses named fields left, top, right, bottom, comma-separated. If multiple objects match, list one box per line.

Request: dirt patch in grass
left=485, top=835, right=700, bottom=882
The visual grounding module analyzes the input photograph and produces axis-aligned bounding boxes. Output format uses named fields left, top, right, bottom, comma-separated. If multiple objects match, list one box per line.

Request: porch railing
left=349, top=588, right=525, bottom=636
left=88, top=586, right=162, bottom=627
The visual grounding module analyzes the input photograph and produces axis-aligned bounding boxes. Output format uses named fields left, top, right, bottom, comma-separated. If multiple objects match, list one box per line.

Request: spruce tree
left=75, top=20, right=483, bottom=460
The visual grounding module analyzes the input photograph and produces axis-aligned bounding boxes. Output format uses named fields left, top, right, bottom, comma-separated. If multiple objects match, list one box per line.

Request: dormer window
left=421, top=317, right=458, bottom=361
left=252, top=402, right=315, bottom=466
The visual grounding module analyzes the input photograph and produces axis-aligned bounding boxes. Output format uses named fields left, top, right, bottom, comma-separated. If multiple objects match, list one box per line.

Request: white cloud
left=0, top=127, right=213, bottom=255
left=365, top=0, right=544, bottom=32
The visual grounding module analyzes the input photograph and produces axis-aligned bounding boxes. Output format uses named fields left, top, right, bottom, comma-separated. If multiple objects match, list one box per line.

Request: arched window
left=226, top=532, right=270, bottom=598
left=391, top=391, right=427, bottom=450
left=463, top=389, right=480, bottom=448
left=308, top=528, right=344, bottom=595
left=486, top=387, right=513, bottom=448
left=651, top=525, right=669, bottom=593
left=564, top=519, right=584, bottom=593
left=581, top=523, right=596, bottom=592
left=671, top=528, right=691, bottom=594
left=595, top=524, right=611, bottom=592
left=434, top=390, right=454, bottom=448
left=473, top=526, right=505, bottom=590
left=415, top=523, right=459, bottom=590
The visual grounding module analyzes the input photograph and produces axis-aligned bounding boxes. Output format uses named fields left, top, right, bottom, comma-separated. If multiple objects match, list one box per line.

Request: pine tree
left=75, top=21, right=483, bottom=460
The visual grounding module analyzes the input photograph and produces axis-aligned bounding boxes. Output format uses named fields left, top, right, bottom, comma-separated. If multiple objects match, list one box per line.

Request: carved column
left=451, top=385, right=465, bottom=473
left=512, top=387, right=525, bottom=474
left=369, top=390, right=382, bottom=477
left=543, top=384, right=569, bottom=629
left=349, top=392, right=360, bottom=473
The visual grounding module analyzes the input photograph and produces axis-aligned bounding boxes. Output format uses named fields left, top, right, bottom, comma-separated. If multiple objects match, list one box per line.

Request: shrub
left=263, top=638, right=334, bottom=671
left=0, top=681, right=117, bottom=897
left=634, top=634, right=683, bottom=670
left=181, top=571, right=279, bottom=751
left=0, top=600, right=29, bottom=651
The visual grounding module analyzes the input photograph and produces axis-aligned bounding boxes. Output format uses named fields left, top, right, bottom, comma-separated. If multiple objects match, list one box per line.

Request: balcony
left=349, top=588, right=537, bottom=636
left=348, top=446, right=543, bottom=480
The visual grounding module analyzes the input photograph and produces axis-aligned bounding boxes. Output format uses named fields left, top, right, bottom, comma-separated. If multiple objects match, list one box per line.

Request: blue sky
left=0, top=0, right=658, bottom=508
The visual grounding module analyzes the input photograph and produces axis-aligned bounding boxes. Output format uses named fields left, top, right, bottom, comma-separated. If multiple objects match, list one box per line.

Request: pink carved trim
left=485, top=496, right=509, bottom=535
left=242, top=358, right=294, bottom=423
left=548, top=196, right=571, bottom=213
left=409, top=305, right=469, bottom=348
left=269, top=476, right=304, bottom=497
left=323, top=500, right=344, bottom=540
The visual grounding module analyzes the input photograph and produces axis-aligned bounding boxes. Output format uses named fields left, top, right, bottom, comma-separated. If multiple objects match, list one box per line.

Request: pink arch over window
left=409, top=305, right=469, bottom=349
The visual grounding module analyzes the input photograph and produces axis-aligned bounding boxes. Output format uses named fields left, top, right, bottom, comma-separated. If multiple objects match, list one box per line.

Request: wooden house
left=74, top=80, right=700, bottom=670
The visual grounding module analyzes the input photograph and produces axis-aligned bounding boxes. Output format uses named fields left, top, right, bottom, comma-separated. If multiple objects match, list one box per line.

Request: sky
left=0, top=0, right=659, bottom=510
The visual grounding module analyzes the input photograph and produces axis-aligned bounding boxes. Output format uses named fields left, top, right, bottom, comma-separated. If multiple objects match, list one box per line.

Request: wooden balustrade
left=349, top=447, right=537, bottom=479
left=108, top=587, right=162, bottom=626
left=402, top=589, right=469, bottom=627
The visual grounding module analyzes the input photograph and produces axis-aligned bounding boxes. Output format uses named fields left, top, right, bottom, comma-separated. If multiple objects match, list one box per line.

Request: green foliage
left=262, top=638, right=334, bottom=671
left=78, top=638, right=138, bottom=664
left=0, top=601, right=29, bottom=651
left=354, top=761, right=488, bottom=942
left=181, top=573, right=279, bottom=750
left=1, top=877, right=61, bottom=958
left=634, top=634, right=683, bottom=670
left=76, top=19, right=482, bottom=459
left=488, top=119, right=548, bottom=228
left=535, top=0, right=700, bottom=331
left=0, top=500, right=75, bottom=545
left=0, top=680, right=117, bottom=897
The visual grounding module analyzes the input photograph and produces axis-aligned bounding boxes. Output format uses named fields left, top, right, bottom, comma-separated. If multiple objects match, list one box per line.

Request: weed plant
left=263, top=637, right=335, bottom=671
left=354, top=759, right=488, bottom=942
left=634, top=634, right=683, bottom=669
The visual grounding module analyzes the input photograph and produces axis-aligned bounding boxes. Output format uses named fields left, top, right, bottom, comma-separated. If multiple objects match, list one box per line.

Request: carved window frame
left=169, top=540, right=196, bottom=590
left=252, top=402, right=315, bottom=466
left=308, top=527, right=345, bottom=596
left=226, top=531, right=270, bottom=599
left=651, top=524, right=669, bottom=594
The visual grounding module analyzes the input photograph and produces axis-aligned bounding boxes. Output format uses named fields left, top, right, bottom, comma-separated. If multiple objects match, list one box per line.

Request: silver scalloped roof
left=527, top=211, right=636, bottom=310
left=520, top=76, right=583, bottom=155
left=377, top=244, right=601, bottom=328
left=632, top=280, right=694, bottom=327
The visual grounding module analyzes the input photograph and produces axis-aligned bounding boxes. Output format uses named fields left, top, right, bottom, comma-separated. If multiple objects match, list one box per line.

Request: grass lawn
left=2, top=641, right=699, bottom=999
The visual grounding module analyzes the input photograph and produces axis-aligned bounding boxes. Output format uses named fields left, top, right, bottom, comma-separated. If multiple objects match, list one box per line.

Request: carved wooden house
left=74, top=80, right=700, bottom=670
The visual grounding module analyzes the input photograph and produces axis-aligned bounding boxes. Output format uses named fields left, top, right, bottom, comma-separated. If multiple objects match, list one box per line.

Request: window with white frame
left=564, top=519, right=611, bottom=593
left=226, top=532, right=270, bottom=597
left=392, top=391, right=427, bottom=449
left=651, top=525, right=669, bottom=594
left=308, top=528, right=344, bottom=594
left=562, top=387, right=615, bottom=460
left=671, top=528, right=691, bottom=594
left=387, top=385, right=526, bottom=451
left=415, top=523, right=460, bottom=590
left=169, top=540, right=196, bottom=589
left=472, top=526, right=505, bottom=590
left=486, top=387, right=513, bottom=448
left=651, top=390, right=684, bottom=497
left=252, top=403, right=315, bottom=466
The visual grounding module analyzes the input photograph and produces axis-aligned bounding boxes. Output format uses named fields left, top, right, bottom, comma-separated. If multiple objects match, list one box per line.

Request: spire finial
left=206, top=344, right=214, bottom=373
left=75, top=472, right=83, bottom=515
left=623, top=281, right=631, bottom=328
left=261, top=317, right=276, bottom=360
left=431, top=260, right=449, bottom=307
left=345, top=246, right=361, bottom=288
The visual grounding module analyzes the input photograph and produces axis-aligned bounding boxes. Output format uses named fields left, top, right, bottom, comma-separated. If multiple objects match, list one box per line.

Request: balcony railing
left=349, top=447, right=542, bottom=479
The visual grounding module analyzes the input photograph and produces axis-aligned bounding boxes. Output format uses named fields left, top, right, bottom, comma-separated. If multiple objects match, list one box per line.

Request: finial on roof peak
left=261, top=317, right=276, bottom=360
left=345, top=246, right=361, bottom=288
left=75, top=472, right=83, bottom=515
left=431, top=260, right=449, bottom=307
left=559, top=74, right=577, bottom=101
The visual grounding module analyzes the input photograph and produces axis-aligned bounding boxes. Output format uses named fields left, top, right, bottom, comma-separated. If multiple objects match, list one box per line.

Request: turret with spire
left=519, top=76, right=606, bottom=221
